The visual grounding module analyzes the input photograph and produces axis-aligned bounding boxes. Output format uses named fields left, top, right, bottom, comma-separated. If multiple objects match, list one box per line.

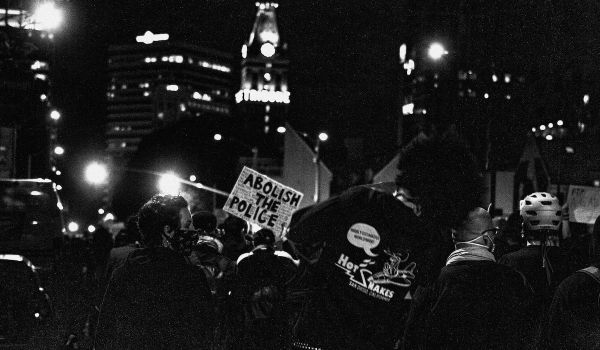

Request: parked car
left=0, top=254, right=52, bottom=344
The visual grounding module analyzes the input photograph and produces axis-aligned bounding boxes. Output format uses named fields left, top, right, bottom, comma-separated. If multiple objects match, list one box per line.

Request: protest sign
left=224, top=166, right=304, bottom=234
left=568, top=185, right=600, bottom=224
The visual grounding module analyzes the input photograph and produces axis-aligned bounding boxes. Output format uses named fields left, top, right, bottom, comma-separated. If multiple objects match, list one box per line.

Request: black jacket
left=94, top=247, right=215, bottom=350
left=540, top=265, right=600, bottom=350
left=403, top=260, right=535, bottom=350
left=499, top=245, right=570, bottom=309
left=287, top=186, right=446, bottom=350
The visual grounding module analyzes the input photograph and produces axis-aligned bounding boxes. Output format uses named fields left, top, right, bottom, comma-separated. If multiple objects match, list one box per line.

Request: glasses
left=478, top=228, right=500, bottom=238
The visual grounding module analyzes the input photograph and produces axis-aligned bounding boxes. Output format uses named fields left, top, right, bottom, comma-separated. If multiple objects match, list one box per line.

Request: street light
left=67, top=221, right=79, bottom=233
left=158, top=172, right=182, bottom=195
left=53, top=146, right=64, bottom=155
left=85, top=162, right=108, bottom=185
left=33, top=2, right=63, bottom=31
left=428, top=42, right=447, bottom=61
left=50, top=110, right=61, bottom=121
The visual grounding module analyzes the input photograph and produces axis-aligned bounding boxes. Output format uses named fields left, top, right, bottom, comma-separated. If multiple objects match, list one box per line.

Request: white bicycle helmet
left=520, top=192, right=561, bottom=231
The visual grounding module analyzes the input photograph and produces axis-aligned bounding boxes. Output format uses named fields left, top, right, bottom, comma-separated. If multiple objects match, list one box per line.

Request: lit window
left=166, top=85, right=179, bottom=91
left=264, top=72, right=272, bottom=81
left=264, top=115, right=270, bottom=123
left=264, top=125, right=270, bottom=134
left=188, top=58, right=193, bottom=64
left=162, top=56, right=168, bottom=62
left=265, top=105, right=270, bottom=113
left=492, top=74, right=498, bottom=82
left=504, top=74, right=511, bottom=83
left=557, top=120, right=564, bottom=126
left=583, top=94, right=590, bottom=104
left=546, top=135, right=553, bottom=141
left=34, top=74, right=47, bottom=81
left=180, top=104, right=186, bottom=112
left=175, top=55, right=183, bottom=63
left=121, top=84, right=127, bottom=89
left=121, top=142, right=127, bottom=148
left=505, top=95, right=511, bottom=100
left=484, top=93, right=489, bottom=99
left=143, top=91, right=150, bottom=97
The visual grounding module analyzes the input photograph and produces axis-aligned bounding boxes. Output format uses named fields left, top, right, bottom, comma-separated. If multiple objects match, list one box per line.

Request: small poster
left=224, top=167, right=303, bottom=234
left=567, top=185, right=600, bottom=224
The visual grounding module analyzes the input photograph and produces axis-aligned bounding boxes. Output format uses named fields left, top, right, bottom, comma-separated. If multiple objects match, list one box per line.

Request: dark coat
left=403, top=260, right=535, bottom=350
left=94, top=247, right=215, bottom=350
left=540, top=266, right=600, bottom=350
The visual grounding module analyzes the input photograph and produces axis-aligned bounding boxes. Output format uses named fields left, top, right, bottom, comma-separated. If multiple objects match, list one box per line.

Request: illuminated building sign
left=235, top=89, right=290, bottom=104
left=136, top=31, right=169, bottom=45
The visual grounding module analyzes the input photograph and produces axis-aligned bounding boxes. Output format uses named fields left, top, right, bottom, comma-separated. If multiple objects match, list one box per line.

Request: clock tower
left=235, top=2, right=289, bottom=163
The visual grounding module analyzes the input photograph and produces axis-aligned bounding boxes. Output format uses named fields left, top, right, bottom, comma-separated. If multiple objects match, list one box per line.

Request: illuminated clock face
left=260, top=43, right=275, bottom=58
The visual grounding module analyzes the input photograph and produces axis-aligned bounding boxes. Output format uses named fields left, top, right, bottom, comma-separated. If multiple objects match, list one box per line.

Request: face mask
left=460, top=234, right=494, bottom=252
left=162, top=228, right=199, bottom=255
left=457, top=228, right=499, bottom=253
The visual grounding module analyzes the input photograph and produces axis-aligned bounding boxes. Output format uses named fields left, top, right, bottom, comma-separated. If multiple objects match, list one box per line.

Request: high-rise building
left=105, top=34, right=234, bottom=169
left=235, top=2, right=289, bottom=168
left=0, top=1, right=62, bottom=178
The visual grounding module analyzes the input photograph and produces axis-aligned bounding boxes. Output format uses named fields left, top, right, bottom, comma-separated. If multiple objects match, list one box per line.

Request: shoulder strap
left=579, top=266, right=600, bottom=285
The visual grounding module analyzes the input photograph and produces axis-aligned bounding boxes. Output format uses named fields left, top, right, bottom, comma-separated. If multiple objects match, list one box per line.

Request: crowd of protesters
left=56, top=132, right=600, bottom=349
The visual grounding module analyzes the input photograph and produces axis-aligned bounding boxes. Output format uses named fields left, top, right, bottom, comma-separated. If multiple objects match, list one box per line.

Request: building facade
left=235, top=2, right=289, bottom=170
left=0, top=1, right=61, bottom=178
left=105, top=36, right=235, bottom=169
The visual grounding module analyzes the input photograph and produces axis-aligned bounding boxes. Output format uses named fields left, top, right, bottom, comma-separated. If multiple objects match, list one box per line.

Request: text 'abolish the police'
left=225, top=167, right=303, bottom=232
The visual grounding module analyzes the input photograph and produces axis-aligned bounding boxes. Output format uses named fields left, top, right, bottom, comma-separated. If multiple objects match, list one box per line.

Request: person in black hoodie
left=233, top=228, right=297, bottom=350
left=287, top=133, right=483, bottom=350
left=403, top=207, right=535, bottom=350
left=540, top=215, right=600, bottom=350
left=499, top=193, right=570, bottom=314
left=94, top=194, right=215, bottom=350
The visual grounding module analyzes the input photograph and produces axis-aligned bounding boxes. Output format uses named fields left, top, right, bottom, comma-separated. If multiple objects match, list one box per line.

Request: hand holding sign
left=224, top=167, right=304, bottom=236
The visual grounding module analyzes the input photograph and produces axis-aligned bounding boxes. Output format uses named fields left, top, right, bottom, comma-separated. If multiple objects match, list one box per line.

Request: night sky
left=50, top=0, right=600, bottom=222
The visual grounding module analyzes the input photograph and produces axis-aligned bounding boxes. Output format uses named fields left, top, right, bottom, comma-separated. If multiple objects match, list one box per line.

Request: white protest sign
left=224, top=166, right=304, bottom=234
left=568, top=185, right=600, bottom=224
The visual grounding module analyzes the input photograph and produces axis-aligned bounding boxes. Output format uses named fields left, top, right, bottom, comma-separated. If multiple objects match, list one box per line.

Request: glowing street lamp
left=33, top=2, right=63, bottom=31
left=85, top=162, right=108, bottom=185
left=318, top=132, right=329, bottom=142
left=277, top=126, right=286, bottom=134
left=158, top=172, right=182, bottom=195
left=53, top=146, right=64, bottom=155
left=67, top=221, right=79, bottom=233
left=213, top=133, right=222, bottom=141
left=428, top=42, right=448, bottom=61
left=50, top=110, right=61, bottom=121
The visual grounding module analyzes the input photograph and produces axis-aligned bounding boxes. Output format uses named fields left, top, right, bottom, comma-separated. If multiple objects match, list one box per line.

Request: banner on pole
left=224, top=167, right=304, bottom=234
left=568, top=185, right=600, bottom=224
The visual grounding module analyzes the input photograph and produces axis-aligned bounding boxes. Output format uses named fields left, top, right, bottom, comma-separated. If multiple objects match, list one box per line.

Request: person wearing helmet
left=499, top=192, right=571, bottom=314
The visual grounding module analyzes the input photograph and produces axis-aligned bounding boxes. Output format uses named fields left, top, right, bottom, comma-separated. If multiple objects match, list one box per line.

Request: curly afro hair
left=396, top=132, right=483, bottom=229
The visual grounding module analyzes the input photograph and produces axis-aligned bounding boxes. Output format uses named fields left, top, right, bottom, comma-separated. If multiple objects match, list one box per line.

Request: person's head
left=222, top=216, right=248, bottom=243
left=396, top=132, right=483, bottom=229
left=253, top=228, right=275, bottom=248
left=137, top=194, right=191, bottom=249
left=520, top=192, right=561, bottom=242
left=192, top=211, right=217, bottom=235
left=453, top=207, right=498, bottom=252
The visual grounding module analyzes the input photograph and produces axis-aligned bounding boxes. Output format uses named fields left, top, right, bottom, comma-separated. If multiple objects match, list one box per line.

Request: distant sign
left=224, top=167, right=303, bottom=234
left=568, top=185, right=600, bottom=224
